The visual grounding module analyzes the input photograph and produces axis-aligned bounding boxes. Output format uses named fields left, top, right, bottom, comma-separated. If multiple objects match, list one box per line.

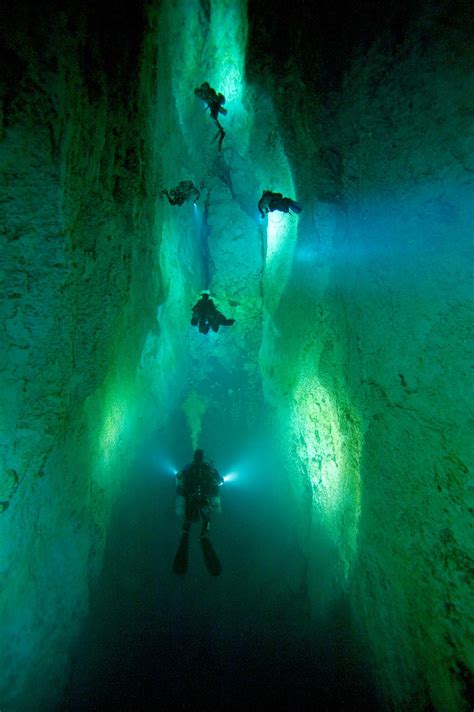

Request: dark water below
left=59, top=415, right=379, bottom=711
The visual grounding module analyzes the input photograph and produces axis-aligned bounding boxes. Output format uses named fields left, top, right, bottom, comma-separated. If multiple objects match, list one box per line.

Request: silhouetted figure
left=162, top=180, right=200, bottom=206
left=194, top=82, right=227, bottom=151
left=191, top=293, right=235, bottom=334
left=258, top=190, right=302, bottom=218
left=173, top=449, right=224, bottom=576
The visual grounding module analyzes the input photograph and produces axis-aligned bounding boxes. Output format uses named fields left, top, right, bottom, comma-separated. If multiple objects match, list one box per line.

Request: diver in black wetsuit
left=173, top=449, right=224, bottom=576
left=194, top=82, right=227, bottom=151
left=190, top=293, right=235, bottom=334
left=162, top=180, right=200, bottom=206
left=258, top=190, right=302, bottom=218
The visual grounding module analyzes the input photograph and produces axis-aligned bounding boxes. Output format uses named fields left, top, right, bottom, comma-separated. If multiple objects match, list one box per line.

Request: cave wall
left=0, top=3, right=175, bottom=708
left=327, top=14, right=473, bottom=708
left=1, top=0, right=473, bottom=709
left=247, top=0, right=473, bottom=709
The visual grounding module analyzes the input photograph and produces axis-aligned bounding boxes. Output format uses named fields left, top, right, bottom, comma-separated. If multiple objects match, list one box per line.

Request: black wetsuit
left=191, top=296, right=235, bottom=334
left=177, top=462, right=223, bottom=528
left=163, top=180, right=200, bottom=206
left=194, top=83, right=227, bottom=150
left=258, top=191, right=302, bottom=217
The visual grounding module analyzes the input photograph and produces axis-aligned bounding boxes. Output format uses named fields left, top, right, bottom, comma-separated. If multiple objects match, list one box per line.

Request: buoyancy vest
left=180, top=463, right=221, bottom=498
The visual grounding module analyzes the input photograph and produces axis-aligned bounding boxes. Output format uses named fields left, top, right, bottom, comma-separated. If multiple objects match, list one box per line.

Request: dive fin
left=289, top=201, right=302, bottom=214
left=200, top=536, right=222, bottom=576
left=173, top=533, right=189, bottom=575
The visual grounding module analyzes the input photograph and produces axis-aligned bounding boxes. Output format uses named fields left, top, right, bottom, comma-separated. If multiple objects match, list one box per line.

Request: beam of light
left=210, top=1, right=246, bottom=106
left=265, top=212, right=290, bottom=260
left=262, top=199, right=300, bottom=315
left=261, top=188, right=299, bottom=318
left=224, top=471, right=238, bottom=483
left=146, top=452, right=180, bottom=477
left=87, top=385, right=134, bottom=488
left=291, top=374, right=362, bottom=581
left=98, top=397, right=128, bottom=464
left=193, top=203, right=202, bottom=230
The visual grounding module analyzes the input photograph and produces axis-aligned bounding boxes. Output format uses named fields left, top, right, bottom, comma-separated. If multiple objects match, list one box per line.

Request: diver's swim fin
left=173, top=533, right=189, bottom=575
left=200, top=536, right=222, bottom=576
left=289, top=201, right=302, bottom=214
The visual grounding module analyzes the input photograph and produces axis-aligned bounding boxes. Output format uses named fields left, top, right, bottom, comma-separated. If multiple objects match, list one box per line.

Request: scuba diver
left=258, top=190, right=302, bottom=218
left=162, top=180, right=200, bottom=206
left=194, top=82, right=227, bottom=151
left=191, top=293, right=235, bottom=334
left=173, top=449, right=224, bottom=576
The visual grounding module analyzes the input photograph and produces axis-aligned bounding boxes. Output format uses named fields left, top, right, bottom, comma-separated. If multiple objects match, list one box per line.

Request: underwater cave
left=1, top=0, right=473, bottom=709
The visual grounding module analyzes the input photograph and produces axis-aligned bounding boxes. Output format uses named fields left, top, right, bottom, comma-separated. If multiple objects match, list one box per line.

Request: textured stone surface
left=1, top=1, right=473, bottom=710
left=0, top=3, right=172, bottom=709
left=249, top=1, right=474, bottom=709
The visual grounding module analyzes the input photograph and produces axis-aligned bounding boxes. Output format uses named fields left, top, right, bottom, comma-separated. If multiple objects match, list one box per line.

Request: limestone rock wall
left=326, top=17, right=473, bottom=709
left=1, top=1, right=473, bottom=709
left=249, top=1, right=474, bottom=709
left=0, top=3, right=169, bottom=709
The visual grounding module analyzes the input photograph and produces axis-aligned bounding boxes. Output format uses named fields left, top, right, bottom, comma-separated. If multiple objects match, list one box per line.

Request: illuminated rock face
left=156, top=1, right=473, bottom=709
left=1, top=0, right=473, bottom=710
left=247, top=1, right=474, bottom=710
left=0, top=4, right=170, bottom=709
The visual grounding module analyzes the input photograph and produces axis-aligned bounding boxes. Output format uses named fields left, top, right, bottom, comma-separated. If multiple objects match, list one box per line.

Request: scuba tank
left=210, top=494, right=221, bottom=513
left=200, top=461, right=223, bottom=512
left=175, top=461, right=223, bottom=514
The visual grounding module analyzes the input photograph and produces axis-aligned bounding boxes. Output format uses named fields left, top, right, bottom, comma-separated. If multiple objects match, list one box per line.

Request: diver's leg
left=289, top=201, right=302, bottom=214
left=199, top=508, right=221, bottom=575
left=185, top=497, right=200, bottom=525
left=198, top=503, right=211, bottom=538
left=217, top=124, right=225, bottom=151
left=210, top=119, right=225, bottom=151
left=200, top=518, right=210, bottom=539
left=182, top=519, right=191, bottom=535
left=173, top=519, right=191, bottom=575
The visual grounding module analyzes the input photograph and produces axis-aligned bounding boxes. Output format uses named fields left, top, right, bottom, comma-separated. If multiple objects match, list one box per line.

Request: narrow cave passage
left=2, top=0, right=473, bottom=710
left=60, top=2, right=386, bottom=711
left=61, top=414, right=377, bottom=711
left=59, top=4, right=380, bottom=706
